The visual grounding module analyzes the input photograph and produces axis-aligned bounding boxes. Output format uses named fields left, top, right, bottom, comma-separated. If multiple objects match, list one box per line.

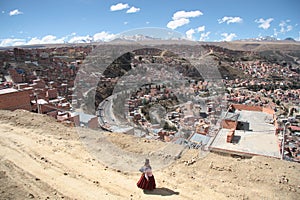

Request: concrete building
left=188, top=132, right=211, bottom=148
left=210, top=104, right=280, bottom=158
left=75, top=112, right=98, bottom=129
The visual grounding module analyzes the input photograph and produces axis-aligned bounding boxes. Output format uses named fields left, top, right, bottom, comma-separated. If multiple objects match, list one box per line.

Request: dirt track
left=0, top=110, right=299, bottom=200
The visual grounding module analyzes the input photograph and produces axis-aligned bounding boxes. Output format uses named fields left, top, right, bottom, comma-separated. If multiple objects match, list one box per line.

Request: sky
left=0, top=0, right=299, bottom=46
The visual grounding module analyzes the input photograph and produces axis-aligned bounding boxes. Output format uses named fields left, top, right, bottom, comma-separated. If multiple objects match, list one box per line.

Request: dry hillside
left=0, top=110, right=299, bottom=200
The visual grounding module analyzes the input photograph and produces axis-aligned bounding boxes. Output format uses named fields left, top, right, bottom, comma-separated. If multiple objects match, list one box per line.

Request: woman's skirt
left=137, top=173, right=156, bottom=190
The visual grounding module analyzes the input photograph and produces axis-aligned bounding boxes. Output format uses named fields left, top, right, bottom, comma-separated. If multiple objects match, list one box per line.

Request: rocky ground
left=0, top=109, right=299, bottom=200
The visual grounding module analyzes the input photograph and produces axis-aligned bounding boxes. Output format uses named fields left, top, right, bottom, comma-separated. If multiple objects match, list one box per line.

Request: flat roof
left=31, top=99, right=48, bottom=105
left=190, top=133, right=211, bottom=144
left=210, top=110, right=280, bottom=158
left=0, top=88, right=18, bottom=95
left=75, top=112, right=97, bottom=123
left=237, top=110, right=273, bottom=126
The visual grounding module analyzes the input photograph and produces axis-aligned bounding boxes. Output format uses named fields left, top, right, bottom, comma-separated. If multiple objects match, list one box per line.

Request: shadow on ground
left=143, top=187, right=179, bottom=196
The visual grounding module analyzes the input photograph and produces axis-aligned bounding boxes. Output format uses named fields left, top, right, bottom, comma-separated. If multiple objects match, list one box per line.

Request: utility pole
left=34, top=93, right=40, bottom=114
left=281, top=122, right=291, bottom=160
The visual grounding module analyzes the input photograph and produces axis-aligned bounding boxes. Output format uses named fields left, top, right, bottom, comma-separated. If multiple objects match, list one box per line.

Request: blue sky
left=0, top=0, right=299, bottom=46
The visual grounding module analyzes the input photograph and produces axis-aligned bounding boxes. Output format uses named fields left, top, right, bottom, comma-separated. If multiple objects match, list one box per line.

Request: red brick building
left=46, top=88, right=58, bottom=100
left=8, top=69, right=24, bottom=83
left=0, top=88, right=32, bottom=111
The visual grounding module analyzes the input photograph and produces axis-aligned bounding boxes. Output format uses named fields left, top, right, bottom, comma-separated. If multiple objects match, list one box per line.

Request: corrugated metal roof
left=189, top=133, right=210, bottom=144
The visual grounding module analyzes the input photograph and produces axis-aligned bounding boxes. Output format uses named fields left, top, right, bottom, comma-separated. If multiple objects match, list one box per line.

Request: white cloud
left=199, top=32, right=210, bottom=41
left=279, top=20, right=293, bottom=33
left=255, top=18, right=274, bottom=30
left=197, top=26, right=205, bottom=32
left=273, top=28, right=279, bottom=38
left=218, top=16, right=243, bottom=24
left=27, top=35, right=66, bottom=45
left=279, top=21, right=285, bottom=32
left=0, top=35, right=66, bottom=47
left=287, top=25, right=293, bottom=32
left=0, top=38, right=26, bottom=47
left=186, top=29, right=195, bottom=40
left=221, top=33, right=237, bottom=41
left=68, top=35, right=92, bottom=43
left=273, top=20, right=293, bottom=39
left=185, top=26, right=205, bottom=40
left=9, top=9, right=23, bottom=16
left=110, top=3, right=129, bottom=11
left=126, top=6, right=140, bottom=13
left=167, top=10, right=203, bottom=30
left=172, top=10, right=203, bottom=20
left=93, top=31, right=115, bottom=42
left=167, top=18, right=190, bottom=30
left=0, top=31, right=117, bottom=47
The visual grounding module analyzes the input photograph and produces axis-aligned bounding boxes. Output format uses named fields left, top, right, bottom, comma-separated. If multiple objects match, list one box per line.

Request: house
left=75, top=112, right=98, bottom=129
left=0, top=88, right=32, bottom=111
left=210, top=104, right=280, bottom=158
left=188, top=132, right=211, bottom=148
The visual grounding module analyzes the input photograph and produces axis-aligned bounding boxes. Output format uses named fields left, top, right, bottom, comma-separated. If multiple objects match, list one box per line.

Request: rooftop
left=75, top=112, right=96, bottom=124
left=189, top=133, right=211, bottom=145
left=31, top=99, right=48, bottom=105
left=0, top=88, right=18, bottom=95
left=210, top=110, right=280, bottom=158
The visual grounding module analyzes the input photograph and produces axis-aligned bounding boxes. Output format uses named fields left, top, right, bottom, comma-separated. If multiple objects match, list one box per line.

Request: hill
left=0, top=109, right=299, bottom=199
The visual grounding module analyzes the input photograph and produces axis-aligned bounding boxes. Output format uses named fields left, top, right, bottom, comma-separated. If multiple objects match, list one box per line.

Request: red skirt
left=137, top=173, right=156, bottom=190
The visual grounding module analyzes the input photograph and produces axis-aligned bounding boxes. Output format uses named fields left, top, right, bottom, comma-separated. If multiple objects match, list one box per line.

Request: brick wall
left=222, top=119, right=238, bottom=129
left=34, top=89, right=47, bottom=100
left=8, top=69, right=24, bottom=83
left=232, top=104, right=262, bottom=112
left=33, top=79, right=46, bottom=89
left=0, top=90, right=31, bottom=111
left=47, top=110, right=58, bottom=118
left=40, top=103, right=56, bottom=114
left=88, top=117, right=98, bottom=129
left=227, top=129, right=235, bottom=143
left=232, top=104, right=275, bottom=115
left=47, top=88, right=58, bottom=100
left=69, top=115, right=80, bottom=126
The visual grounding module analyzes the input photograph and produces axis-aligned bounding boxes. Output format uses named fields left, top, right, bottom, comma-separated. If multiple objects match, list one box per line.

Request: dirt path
left=0, top=123, right=136, bottom=199
left=0, top=110, right=299, bottom=200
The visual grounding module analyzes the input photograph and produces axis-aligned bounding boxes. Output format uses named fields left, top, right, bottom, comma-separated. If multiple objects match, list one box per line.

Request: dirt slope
left=0, top=110, right=299, bottom=200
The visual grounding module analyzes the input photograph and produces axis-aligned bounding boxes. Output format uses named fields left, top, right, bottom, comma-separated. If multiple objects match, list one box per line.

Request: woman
left=137, top=158, right=156, bottom=190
